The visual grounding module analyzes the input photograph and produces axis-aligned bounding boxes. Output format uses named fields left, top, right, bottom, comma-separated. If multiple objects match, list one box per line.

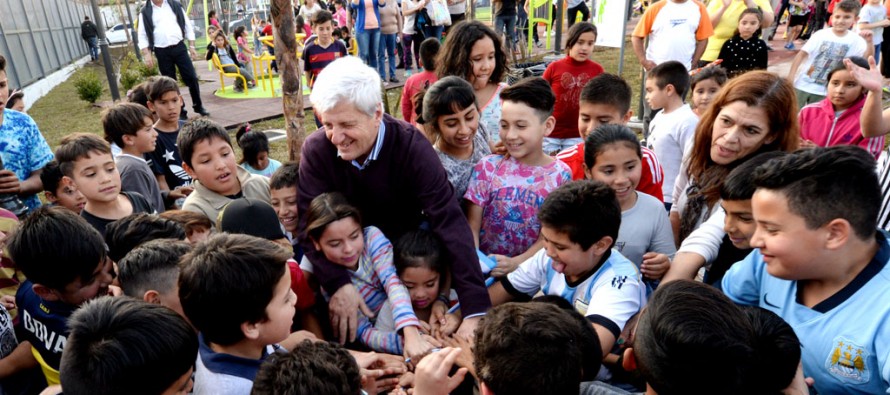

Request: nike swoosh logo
left=763, top=293, right=780, bottom=309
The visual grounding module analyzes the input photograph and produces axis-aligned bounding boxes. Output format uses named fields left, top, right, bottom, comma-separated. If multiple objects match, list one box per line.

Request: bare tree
left=271, top=0, right=306, bottom=162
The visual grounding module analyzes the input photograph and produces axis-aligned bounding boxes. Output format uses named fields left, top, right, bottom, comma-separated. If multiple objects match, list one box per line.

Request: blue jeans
left=495, top=15, right=516, bottom=44
left=378, top=33, right=397, bottom=79
left=876, top=43, right=883, bottom=65
left=424, top=25, right=444, bottom=41
left=357, top=28, right=380, bottom=69
left=87, top=37, right=99, bottom=60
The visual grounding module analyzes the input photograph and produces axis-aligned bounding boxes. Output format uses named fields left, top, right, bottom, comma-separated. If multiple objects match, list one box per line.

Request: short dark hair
left=159, top=210, right=213, bottom=237
left=499, top=76, right=555, bottom=120
left=751, top=145, right=879, bottom=240
left=421, top=76, right=477, bottom=139
left=583, top=124, right=642, bottom=169
left=565, top=22, right=597, bottom=53
left=146, top=75, right=181, bottom=102
left=105, top=213, right=186, bottom=262
left=177, top=118, right=232, bottom=167
left=835, top=0, right=861, bottom=14
left=648, top=60, right=690, bottom=98
left=689, top=66, right=728, bottom=95
left=538, top=180, right=621, bottom=250
left=6, top=89, right=23, bottom=110
left=236, top=128, right=271, bottom=168
left=40, top=160, right=65, bottom=195
left=580, top=73, right=632, bottom=115
left=312, top=9, right=333, bottom=26
left=60, top=296, right=197, bottom=395
left=179, top=233, right=291, bottom=345
left=102, top=103, right=153, bottom=147
left=7, top=206, right=107, bottom=291
left=827, top=56, right=868, bottom=83
left=269, top=162, right=299, bottom=190
left=531, top=296, right=602, bottom=381
left=252, top=341, right=362, bottom=395
left=118, top=239, right=190, bottom=298
left=437, top=20, right=508, bottom=83
left=127, top=76, right=159, bottom=108
left=742, top=306, right=802, bottom=393
left=55, top=133, right=112, bottom=177
left=719, top=151, right=787, bottom=201
left=419, top=37, right=441, bottom=72
left=475, top=303, right=585, bottom=395
left=634, top=280, right=800, bottom=395
left=0, top=54, right=6, bottom=72
left=393, top=229, right=446, bottom=277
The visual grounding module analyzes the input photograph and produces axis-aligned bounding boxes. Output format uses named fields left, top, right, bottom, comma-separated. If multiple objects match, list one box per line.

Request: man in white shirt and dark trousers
left=138, top=0, right=210, bottom=119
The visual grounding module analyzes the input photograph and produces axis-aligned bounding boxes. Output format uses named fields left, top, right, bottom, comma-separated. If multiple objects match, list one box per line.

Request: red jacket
left=556, top=142, right=665, bottom=201
left=799, top=95, right=883, bottom=159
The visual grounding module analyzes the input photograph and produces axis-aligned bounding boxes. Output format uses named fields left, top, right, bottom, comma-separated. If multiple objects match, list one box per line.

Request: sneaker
left=405, top=69, right=413, bottom=78
left=389, top=77, right=400, bottom=83
left=784, top=42, right=795, bottom=50
left=194, top=106, right=211, bottom=117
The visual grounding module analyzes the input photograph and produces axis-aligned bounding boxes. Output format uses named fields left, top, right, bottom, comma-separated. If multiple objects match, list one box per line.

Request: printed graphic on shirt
left=826, top=337, right=870, bottom=384
left=806, top=42, right=852, bottom=85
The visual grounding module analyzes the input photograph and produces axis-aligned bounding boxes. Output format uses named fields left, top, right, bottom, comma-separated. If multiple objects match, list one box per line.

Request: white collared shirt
left=138, top=0, right=196, bottom=50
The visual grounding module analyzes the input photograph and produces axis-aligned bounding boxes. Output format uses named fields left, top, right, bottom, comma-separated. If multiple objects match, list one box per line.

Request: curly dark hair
left=436, top=20, right=509, bottom=83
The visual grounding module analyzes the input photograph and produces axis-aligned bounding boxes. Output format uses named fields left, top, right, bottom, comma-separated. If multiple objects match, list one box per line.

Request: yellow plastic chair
left=252, top=51, right=278, bottom=97
left=211, top=53, right=249, bottom=95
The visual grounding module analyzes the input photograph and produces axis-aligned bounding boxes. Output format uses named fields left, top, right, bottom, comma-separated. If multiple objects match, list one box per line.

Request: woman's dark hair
left=234, top=25, right=247, bottom=40
left=437, top=20, right=509, bottom=83
left=236, top=124, right=271, bottom=168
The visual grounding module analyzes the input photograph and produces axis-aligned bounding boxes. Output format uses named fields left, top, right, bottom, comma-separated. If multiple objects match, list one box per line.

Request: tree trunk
left=272, top=0, right=306, bottom=162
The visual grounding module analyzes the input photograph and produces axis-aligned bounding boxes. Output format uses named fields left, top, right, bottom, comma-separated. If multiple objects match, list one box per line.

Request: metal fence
left=0, top=0, right=93, bottom=90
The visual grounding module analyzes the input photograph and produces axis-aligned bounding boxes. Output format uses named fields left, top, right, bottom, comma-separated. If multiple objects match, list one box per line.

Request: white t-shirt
left=647, top=103, right=698, bottom=204
left=633, top=0, right=710, bottom=70
left=794, top=29, right=868, bottom=96
left=860, top=4, right=886, bottom=46
left=615, top=192, right=676, bottom=267
left=504, top=248, right=645, bottom=336
left=448, top=0, right=467, bottom=15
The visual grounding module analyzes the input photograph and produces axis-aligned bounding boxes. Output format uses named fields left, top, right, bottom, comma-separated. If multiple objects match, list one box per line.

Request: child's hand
left=441, top=335, right=477, bottom=379
left=860, top=29, right=875, bottom=43
left=413, top=347, right=468, bottom=395
left=107, top=285, right=124, bottom=297
left=490, top=254, right=521, bottom=277
left=641, top=252, right=670, bottom=280
left=429, top=299, right=448, bottom=334
left=846, top=56, right=883, bottom=93
left=0, top=295, right=15, bottom=311
left=403, top=327, right=437, bottom=368
left=433, top=313, right=462, bottom=339
left=799, top=139, right=818, bottom=149
left=355, top=351, right=406, bottom=395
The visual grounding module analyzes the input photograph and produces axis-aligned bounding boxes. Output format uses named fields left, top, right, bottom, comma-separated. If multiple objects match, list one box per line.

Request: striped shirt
left=351, top=226, right=421, bottom=354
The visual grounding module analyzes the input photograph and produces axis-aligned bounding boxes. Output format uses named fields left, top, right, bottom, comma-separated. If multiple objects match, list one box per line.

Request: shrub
left=74, top=71, right=103, bottom=103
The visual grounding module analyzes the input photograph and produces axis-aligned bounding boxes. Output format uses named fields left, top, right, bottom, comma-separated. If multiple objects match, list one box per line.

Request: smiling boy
left=178, top=119, right=270, bottom=222
left=488, top=181, right=645, bottom=365
left=722, top=146, right=890, bottom=394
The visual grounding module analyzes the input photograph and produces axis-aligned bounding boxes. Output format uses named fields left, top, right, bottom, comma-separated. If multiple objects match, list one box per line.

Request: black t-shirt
left=146, top=122, right=192, bottom=190
left=495, top=0, right=517, bottom=17
left=705, top=234, right=753, bottom=287
left=81, top=192, right=155, bottom=237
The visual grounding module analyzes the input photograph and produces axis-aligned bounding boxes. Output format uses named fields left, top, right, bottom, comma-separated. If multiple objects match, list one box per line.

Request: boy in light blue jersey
left=488, top=180, right=645, bottom=368
left=722, top=145, right=890, bottom=394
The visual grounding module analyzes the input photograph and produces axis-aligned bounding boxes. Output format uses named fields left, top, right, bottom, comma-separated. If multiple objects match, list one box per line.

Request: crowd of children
left=4, top=1, right=890, bottom=392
